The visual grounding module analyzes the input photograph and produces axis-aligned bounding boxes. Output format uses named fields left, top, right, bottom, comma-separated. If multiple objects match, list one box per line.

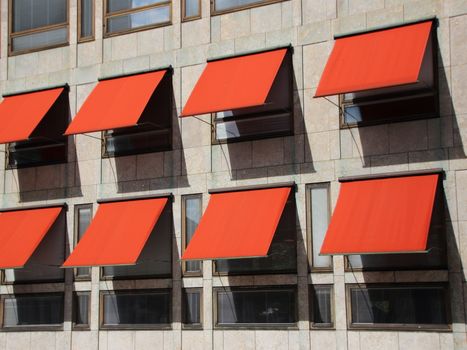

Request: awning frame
left=0, top=203, right=67, bottom=213
left=208, top=181, right=296, bottom=194
left=338, top=168, right=444, bottom=183
left=97, top=192, right=173, bottom=204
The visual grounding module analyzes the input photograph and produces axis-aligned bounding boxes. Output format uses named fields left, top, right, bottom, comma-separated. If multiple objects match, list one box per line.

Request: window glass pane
left=76, top=206, right=92, bottom=278
left=80, top=0, right=93, bottom=39
left=104, top=128, right=171, bottom=157
left=3, top=294, right=64, bottom=327
left=106, top=5, right=170, bottom=34
left=215, top=0, right=269, bottom=12
left=103, top=205, right=171, bottom=278
left=13, top=0, right=67, bottom=32
left=350, top=286, right=448, bottom=325
left=310, top=185, right=331, bottom=268
left=5, top=213, right=65, bottom=283
left=107, top=0, right=168, bottom=13
left=184, top=196, right=202, bottom=273
left=11, top=27, right=68, bottom=53
left=103, top=291, right=170, bottom=325
left=184, top=0, right=200, bottom=18
left=183, top=290, right=201, bottom=324
left=74, top=293, right=89, bottom=325
left=215, top=197, right=296, bottom=274
left=311, top=285, right=332, bottom=325
left=217, top=289, right=296, bottom=325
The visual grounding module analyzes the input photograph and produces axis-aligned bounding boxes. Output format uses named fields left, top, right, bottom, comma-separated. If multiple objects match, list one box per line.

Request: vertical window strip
left=78, top=0, right=94, bottom=41
left=74, top=204, right=92, bottom=279
left=182, top=194, right=202, bottom=275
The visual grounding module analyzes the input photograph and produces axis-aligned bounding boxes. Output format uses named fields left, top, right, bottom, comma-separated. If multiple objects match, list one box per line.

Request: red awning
left=0, top=88, right=64, bottom=144
left=63, top=198, right=168, bottom=267
left=320, top=174, right=439, bottom=255
left=65, top=70, right=167, bottom=135
left=182, top=187, right=291, bottom=260
left=180, top=49, right=287, bottom=117
left=315, top=21, right=433, bottom=97
left=0, top=207, right=63, bottom=269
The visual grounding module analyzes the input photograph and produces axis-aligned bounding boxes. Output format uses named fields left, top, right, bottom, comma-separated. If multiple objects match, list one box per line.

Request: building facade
left=0, top=0, right=466, bottom=349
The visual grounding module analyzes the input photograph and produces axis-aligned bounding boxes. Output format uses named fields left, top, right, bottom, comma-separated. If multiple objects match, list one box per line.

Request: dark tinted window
left=183, top=289, right=201, bottom=325
left=73, top=292, right=90, bottom=327
left=102, top=291, right=170, bottom=326
left=216, top=288, right=296, bottom=325
left=2, top=293, right=64, bottom=327
left=310, top=285, right=333, bottom=327
left=183, top=195, right=202, bottom=274
left=350, top=285, right=448, bottom=326
left=75, top=205, right=92, bottom=279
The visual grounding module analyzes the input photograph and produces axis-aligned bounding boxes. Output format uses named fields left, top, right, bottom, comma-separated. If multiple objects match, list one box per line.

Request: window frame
left=182, top=0, right=201, bottom=22
left=99, top=289, right=172, bottom=330
left=103, top=0, right=172, bottom=38
left=309, top=284, right=334, bottom=329
left=338, top=23, right=439, bottom=129
left=181, top=194, right=203, bottom=277
left=211, top=0, right=284, bottom=16
left=0, top=292, right=65, bottom=331
left=345, top=283, right=451, bottom=331
left=8, top=0, right=70, bottom=56
left=72, top=291, right=91, bottom=330
left=182, top=287, right=203, bottom=329
left=306, top=182, right=333, bottom=272
left=73, top=204, right=93, bottom=281
left=213, top=285, right=298, bottom=329
left=78, top=0, right=95, bottom=43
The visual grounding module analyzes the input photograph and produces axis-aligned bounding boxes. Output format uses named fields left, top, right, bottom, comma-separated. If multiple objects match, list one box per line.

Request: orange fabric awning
left=0, top=88, right=64, bottom=144
left=0, top=207, right=63, bottom=269
left=63, top=198, right=168, bottom=267
left=320, top=174, right=439, bottom=255
left=182, top=187, right=291, bottom=260
left=315, top=21, right=433, bottom=97
left=65, top=70, right=167, bottom=135
left=180, top=49, right=287, bottom=117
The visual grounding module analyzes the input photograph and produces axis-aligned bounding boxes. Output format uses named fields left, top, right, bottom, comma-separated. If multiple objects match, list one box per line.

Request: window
left=306, top=183, right=332, bottom=270
left=101, top=290, right=171, bottom=329
left=340, top=28, right=438, bottom=127
left=310, top=285, right=333, bottom=328
left=182, top=288, right=202, bottom=327
left=182, top=194, right=202, bottom=276
left=7, top=89, right=69, bottom=169
left=102, top=72, right=172, bottom=157
left=74, top=204, right=92, bottom=280
left=73, top=292, right=90, bottom=329
left=78, top=0, right=94, bottom=42
left=102, top=204, right=172, bottom=279
left=3, top=211, right=66, bottom=284
left=348, top=284, right=449, bottom=330
left=346, top=183, right=446, bottom=271
left=9, top=0, right=68, bottom=55
left=215, top=287, right=296, bottom=327
left=104, top=0, right=171, bottom=37
left=212, top=51, right=293, bottom=143
left=182, top=0, right=200, bottom=21
left=212, top=0, right=281, bottom=15
left=1, top=293, right=64, bottom=329
left=214, top=193, right=296, bottom=275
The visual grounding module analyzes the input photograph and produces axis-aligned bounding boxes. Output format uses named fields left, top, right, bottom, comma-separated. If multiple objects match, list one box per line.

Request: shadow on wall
left=213, top=51, right=314, bottom=181
left=349, top=57, right=466, bottom=168
left=107, top=72, right=189, bottom=194
left=15, top=90, right=83, bottom=203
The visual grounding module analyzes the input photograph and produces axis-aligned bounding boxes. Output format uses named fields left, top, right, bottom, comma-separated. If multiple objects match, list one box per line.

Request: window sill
left=99, top=324, right=172, bottom=331
left=9, top=42, right=69, bottom=57
left=214, top=324, right=298, bottom=330
left=103, top=21, right=172, bottom=39
left=211, top=0, right=286, bottom=16
left=1, top=325, right=63, bottom=332
left=348, top=324, right=452, bottom=332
